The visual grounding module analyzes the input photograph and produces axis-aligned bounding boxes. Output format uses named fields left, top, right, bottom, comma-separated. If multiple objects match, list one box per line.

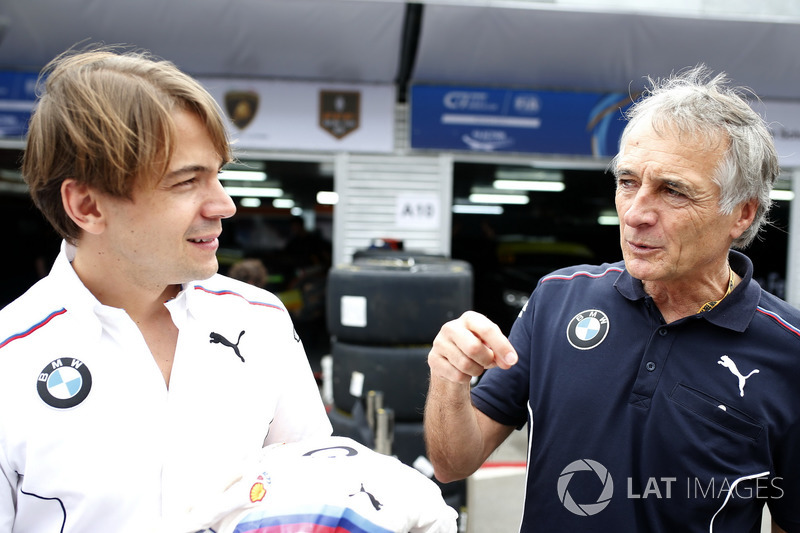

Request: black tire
left=327, top=405, right=375, bottom=449
left=326, top=257, right=473, bottom=344
left=332, top=341, right=430, bottom=421
left=352, top=249, right=448, bottom=263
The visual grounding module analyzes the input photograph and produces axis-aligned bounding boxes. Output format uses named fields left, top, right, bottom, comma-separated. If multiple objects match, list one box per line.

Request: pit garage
left=1, top=1, right=800, bottom=531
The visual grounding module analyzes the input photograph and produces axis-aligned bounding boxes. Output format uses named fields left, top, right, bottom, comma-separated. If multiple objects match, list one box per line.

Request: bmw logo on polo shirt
left=566, top=309, right=610, bottom=350
left=37, top=357, right=92, bottom=409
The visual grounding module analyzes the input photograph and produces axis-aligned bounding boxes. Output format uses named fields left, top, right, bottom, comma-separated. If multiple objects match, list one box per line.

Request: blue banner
left=410, top=85, right=634, bottom=157
left=0, top=71, right=39, bottom=138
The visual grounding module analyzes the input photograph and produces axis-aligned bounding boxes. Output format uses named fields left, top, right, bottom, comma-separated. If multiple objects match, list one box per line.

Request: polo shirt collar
left=53, top=240, right=194, bottom=333
left=166, top=280, right=194, bottom=326
left=47, top=241, right=107, bottom=340
left=52, top=240, right=105, bottom=312
left=613, top=250, right=759, bottom=332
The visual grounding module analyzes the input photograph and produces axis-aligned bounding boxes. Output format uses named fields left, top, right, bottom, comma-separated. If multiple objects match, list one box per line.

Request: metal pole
left=786, top=168, right=800, bottom=308
left=375, top=407, right=394, bottom=456
left=366, top=390, right=383, bottom=434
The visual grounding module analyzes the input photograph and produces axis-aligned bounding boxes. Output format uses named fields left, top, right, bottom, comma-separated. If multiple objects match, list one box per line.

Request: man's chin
left=196, top=267, right=219, bottom=281
left=623, top=257, right=663, bottom=282
left=183, top=262, right=220, bottom=283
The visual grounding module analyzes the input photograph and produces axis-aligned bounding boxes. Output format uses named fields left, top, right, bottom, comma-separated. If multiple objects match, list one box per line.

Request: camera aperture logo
left=557, top=459, right=614, bottom=516
left=557, top=459, right=783, bottom=518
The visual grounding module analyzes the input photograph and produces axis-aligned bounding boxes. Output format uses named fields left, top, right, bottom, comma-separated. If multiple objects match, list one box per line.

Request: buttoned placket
left=629, top=301, right=678, bottom=409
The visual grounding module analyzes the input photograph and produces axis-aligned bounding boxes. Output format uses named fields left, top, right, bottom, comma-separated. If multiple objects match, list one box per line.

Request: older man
left=424, top=67, right=800, bottom=532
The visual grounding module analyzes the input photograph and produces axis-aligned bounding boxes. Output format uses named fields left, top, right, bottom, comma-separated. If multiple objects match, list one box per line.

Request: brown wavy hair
left=22, top=45, right=233, bottom=243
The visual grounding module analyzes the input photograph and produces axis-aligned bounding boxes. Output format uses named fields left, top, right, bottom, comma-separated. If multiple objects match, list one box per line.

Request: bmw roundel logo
left=37, top=358, right=92, bottom=409
left=566, top=309, right=610, bottom=350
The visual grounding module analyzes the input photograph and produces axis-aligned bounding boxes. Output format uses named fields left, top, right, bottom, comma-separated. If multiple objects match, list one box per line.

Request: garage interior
left=0, top=2, right=797, bottom=530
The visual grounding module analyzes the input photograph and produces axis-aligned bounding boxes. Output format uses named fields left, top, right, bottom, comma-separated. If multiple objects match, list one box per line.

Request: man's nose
left=206, top=179, right=237, bottom=219
left=620, top=188, right=658, bottom=228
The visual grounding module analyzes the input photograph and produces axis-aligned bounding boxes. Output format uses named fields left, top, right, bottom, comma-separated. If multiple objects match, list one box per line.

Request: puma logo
left=349, top=483, right=383, bottom=511
left=210, top=331, right=246, bottom=362
left=717, top=355, right=759, bottom=397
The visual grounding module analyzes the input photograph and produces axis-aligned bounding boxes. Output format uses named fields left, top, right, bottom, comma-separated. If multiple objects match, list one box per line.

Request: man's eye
left=665, top=185, right=686, bottom=198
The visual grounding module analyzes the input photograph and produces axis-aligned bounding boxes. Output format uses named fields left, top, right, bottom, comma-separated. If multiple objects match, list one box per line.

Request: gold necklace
left=697, top=267, right=735, bottom=313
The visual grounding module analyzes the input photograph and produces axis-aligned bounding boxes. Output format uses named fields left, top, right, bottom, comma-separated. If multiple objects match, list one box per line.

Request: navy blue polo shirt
left=472, top=251, right=800, bottom=532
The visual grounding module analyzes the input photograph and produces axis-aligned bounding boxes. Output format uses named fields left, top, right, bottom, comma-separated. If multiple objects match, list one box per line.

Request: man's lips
left=187, top=233, right=221, bottom=245
left=626, top=240, right=660, bottom=251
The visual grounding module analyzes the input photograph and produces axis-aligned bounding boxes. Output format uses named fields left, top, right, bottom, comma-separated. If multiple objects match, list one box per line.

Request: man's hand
left=427, top=311, right=518, bottom=385
left=424, top=311, right=518, bottom=482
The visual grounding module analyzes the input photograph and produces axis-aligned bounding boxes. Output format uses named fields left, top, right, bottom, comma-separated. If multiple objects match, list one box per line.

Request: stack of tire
left=325, top=251, right=473, bottom=512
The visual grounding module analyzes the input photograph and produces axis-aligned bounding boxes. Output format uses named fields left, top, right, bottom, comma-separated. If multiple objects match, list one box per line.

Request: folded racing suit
left=169, top=436, right=458, bottom=533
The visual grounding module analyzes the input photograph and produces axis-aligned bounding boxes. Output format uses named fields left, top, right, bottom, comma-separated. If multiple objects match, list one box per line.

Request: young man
left=0, top=48, right=331, bottom=532
left=424, top=67, right=800, bottom=532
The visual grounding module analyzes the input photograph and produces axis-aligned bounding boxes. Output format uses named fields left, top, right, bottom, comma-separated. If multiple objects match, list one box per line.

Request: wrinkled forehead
left=626, top=110, right=730, bottom=156
left=615, top=117, right=729, bottom=182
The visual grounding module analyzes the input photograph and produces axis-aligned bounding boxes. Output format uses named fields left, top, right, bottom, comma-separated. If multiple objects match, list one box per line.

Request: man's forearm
left=424, top=377, right=491, bottom=483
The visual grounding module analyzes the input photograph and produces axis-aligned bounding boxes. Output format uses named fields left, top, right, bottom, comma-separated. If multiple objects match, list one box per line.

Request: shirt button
left=646, top=361, right=657, bottom=372
left=658, top=328, right=668, bottom=336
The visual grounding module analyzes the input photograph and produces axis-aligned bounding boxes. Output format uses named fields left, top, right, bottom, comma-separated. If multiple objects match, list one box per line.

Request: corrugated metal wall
left=332, top=104, right=454, bottom=265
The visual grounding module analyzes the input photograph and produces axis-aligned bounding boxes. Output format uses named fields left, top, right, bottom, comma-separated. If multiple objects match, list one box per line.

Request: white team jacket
left=0, top=242, right=332, bottom=532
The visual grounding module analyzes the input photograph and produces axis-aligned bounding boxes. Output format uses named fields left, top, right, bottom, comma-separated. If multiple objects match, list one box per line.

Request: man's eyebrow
left=612, top=167, right=634, bottom=179
left=164, top=164, right=223, bottom=179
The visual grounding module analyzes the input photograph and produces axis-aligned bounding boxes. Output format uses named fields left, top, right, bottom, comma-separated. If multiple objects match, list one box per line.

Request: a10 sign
left=395, top=193, right=440, bottom=229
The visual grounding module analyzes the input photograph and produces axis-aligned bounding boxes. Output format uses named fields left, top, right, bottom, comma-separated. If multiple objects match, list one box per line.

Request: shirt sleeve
left=766, top=420, right=800, bottom=532
left=264, top=317, right=332, bottom=444
left=470, top=294, right=534, bottom=429
left=0, top=446, right=15, bottom=533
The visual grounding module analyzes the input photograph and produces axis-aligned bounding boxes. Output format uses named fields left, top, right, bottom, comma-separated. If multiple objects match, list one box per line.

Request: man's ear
left=730, top=198, right=758, bottom=241
left=61, top=179, right=105, bottom=235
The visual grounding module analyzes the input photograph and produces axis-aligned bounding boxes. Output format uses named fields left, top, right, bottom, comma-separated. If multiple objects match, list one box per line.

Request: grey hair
left=612, top=65, right=779, bottom=249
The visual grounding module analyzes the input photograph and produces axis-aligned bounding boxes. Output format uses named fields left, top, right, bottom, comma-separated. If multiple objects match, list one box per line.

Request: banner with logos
left=0, top=71, right=38, bottom=139
left=200, top=78, right=395, bottom=153
left=410, top=84, right=634, bottom=157
left=410, top=84, right=800, bottom=165
left=0, top=72, right=396, bottom=152
left=4, top=71, right=800, bottom=166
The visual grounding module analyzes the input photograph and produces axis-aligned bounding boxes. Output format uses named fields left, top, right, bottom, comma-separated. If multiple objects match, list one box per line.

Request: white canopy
left=413, top=3, right=800, bottom=100
left=0, top=0, right=406, bottom=83
left=2, top=0, right=800, bottom=100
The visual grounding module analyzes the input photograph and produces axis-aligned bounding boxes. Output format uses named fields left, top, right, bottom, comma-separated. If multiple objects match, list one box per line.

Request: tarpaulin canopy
left=2, top=0, right=800, bottom=100
left=0, top=0, right=406, bottom=83
left=412, top=3, right=800, bottom=100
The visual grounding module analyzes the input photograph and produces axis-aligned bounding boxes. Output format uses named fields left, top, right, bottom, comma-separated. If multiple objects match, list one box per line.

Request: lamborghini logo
left=225, top=90, right=259, bottom=130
